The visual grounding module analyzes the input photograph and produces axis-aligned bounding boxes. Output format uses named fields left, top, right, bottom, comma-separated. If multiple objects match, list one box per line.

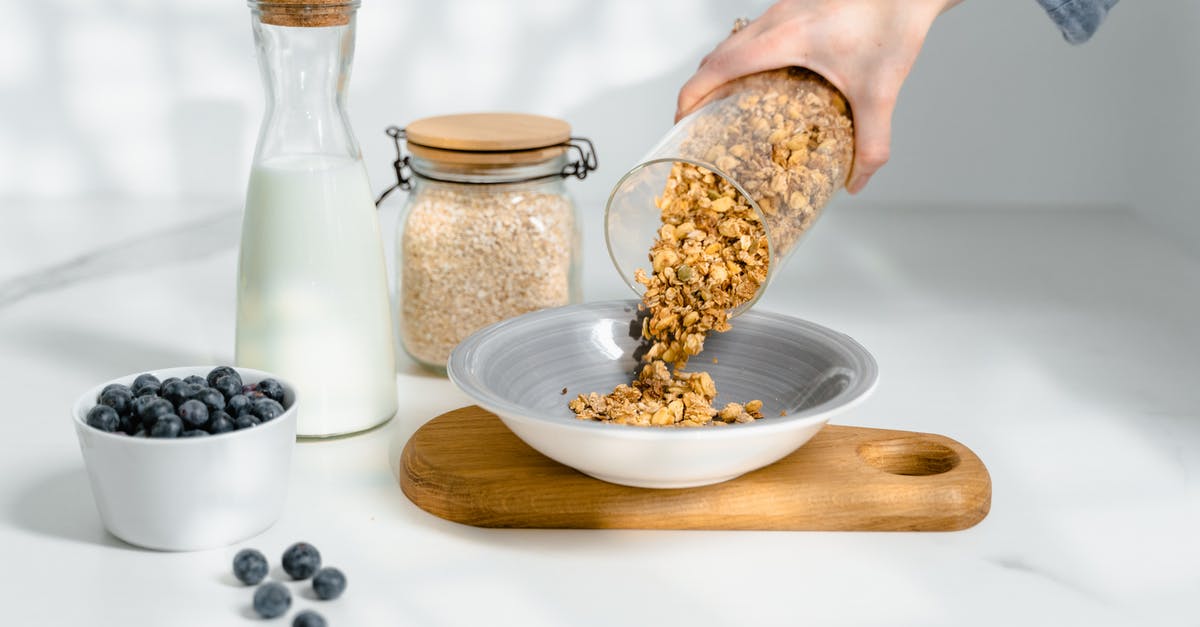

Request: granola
left=571, top=68, right=853, bottom=427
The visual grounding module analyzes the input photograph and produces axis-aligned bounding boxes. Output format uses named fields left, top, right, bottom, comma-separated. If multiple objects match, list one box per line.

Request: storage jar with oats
left=378, top=113, right=596, bottom=372
left=605, top=68, right=854, bottom=314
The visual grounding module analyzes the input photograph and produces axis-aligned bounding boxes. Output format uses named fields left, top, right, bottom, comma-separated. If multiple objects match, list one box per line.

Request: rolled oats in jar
left=379, top=113, right=596, bottom=372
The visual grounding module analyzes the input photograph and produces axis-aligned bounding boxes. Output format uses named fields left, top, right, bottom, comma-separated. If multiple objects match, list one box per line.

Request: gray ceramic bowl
left=448, top=300, right=878, bottom=488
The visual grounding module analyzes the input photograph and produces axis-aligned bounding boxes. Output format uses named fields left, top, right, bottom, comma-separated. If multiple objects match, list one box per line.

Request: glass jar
left=236, top=0, right=397, bottom=438
left=605, top=67, right=854, bottom=314
left=378, top=114, right=596, bottom=373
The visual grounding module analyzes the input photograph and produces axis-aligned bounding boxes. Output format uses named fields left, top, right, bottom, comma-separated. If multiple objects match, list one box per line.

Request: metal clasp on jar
left=375, top=126, right=598, bottom=206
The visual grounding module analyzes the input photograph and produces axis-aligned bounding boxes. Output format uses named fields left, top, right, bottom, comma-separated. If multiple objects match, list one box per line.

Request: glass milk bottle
left=236, top=0, right=397, bottom=437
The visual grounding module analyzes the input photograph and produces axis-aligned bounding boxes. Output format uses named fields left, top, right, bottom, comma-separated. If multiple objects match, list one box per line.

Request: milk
left=236, top=155, right=397, bottom=436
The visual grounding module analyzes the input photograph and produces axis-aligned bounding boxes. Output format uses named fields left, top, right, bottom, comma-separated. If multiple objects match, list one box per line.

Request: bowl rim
left=72, top=366, right=297, bottom=445
left=448, top=300, right=879, bottom=440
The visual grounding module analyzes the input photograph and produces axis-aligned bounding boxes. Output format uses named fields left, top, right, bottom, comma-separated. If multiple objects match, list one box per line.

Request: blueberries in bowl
left=83, top=368, right=288, bottom=438
left=213, top=375, right=242, bottom=401
left=99, top=386, right=133, bottom=417
left=150, top=415, right=183, bottom=438
left=227, top=394, right=252, bottom=417
left=252, top=399, right=285, bottom=423
left=178, top=400, right=209, bottom=429
left=207, top=366, right=241, bottom=389
left=86, top=405, right=120, bottom=432
left=131, top=373, right=161, bottom=397
left=193, top=387, right=226, bottom=414
left=257, top=378, right=286, bottom=404
left=137, top=397, right=175, bottom=431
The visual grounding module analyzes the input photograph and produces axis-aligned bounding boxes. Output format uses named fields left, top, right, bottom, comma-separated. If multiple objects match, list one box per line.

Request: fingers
left=845, top=91, right=896, bottom=194
left=676, top=20, right=775, bottom=121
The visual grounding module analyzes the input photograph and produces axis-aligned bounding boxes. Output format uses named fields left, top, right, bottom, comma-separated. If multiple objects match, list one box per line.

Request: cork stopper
left=255, top=0, right=358, bottom=28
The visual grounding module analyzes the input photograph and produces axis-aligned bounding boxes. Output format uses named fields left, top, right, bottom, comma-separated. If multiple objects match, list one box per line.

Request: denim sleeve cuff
left=1037, top=0, right=1118, bottom=44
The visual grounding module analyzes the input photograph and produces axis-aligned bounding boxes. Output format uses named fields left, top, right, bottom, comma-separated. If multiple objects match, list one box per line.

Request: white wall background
left=2, top=0, right=1197, bottom=249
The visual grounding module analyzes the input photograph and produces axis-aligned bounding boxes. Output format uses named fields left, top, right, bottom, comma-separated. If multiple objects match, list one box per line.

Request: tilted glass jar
left=378, top=114, right=596, bottom=373
left=605, top=67, right=854, bottom=314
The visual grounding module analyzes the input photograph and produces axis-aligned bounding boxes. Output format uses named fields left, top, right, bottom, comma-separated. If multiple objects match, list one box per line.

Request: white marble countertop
left=1, top=200, right=1196, bottom=625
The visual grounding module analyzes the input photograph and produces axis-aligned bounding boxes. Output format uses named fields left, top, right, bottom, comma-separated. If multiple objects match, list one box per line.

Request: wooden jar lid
left=257, top=0, right=357, bottom=28
left=406, top=113, right=572, bottom=166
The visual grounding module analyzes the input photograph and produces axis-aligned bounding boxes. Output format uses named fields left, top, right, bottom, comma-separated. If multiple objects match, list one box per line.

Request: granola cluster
left=570, top=68, right=853, bottom=427
left=569, top=360, right=763, bottom=427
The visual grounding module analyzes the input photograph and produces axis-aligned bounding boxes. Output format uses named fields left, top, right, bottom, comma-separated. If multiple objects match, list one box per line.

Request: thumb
left=845, top=93, right=895, bottom=194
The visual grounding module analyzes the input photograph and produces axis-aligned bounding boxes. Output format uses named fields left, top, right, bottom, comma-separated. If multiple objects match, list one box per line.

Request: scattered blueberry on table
left=233, top=543, right=344, bottom=623
left=293, top=610, right=327, bottom=627
left=312, top=567, right=346, bottom=600
left=282, top=542, right=322, bottom=580
left=83, top=367, right=286, bottom=438
left=233, top=548, right=269, bottom=585
left=253, top=582, right=292, bottom=619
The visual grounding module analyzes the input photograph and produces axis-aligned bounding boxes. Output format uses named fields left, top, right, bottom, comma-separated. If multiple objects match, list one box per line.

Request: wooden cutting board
left=399, top=406, right=991, bottom=531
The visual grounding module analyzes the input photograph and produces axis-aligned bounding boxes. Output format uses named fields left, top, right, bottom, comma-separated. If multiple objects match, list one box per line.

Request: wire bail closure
left=376, top=126, right=598, bottom=206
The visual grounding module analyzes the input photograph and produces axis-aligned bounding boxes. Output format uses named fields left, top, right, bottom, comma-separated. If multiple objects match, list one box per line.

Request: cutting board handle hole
left=857, top=438, right=961, bottom=476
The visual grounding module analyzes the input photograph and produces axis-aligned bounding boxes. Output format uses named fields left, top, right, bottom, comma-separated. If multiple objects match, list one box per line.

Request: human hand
left=677, top=0, right=962, bottom=193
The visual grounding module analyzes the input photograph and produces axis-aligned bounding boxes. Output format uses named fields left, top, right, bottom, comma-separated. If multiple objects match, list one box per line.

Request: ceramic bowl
left=71, top=367, right=297, bottom=551
left=448, top=300, right=878, bottom=488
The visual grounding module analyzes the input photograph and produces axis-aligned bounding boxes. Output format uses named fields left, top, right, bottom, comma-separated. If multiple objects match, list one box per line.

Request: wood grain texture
left=405, top=113, right=571, bottom=151
left=400, top=406, right=991, bottom=531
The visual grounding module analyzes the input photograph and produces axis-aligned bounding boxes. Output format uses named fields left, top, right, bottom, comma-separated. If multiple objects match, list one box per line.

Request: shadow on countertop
left=5, top=467, right=135, bottom=550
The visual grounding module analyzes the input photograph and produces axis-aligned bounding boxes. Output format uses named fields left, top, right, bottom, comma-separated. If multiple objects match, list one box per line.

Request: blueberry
left=207, top=412, right=234, bottom=434
left=281, top=542, right=321, bottom=580
left=183, top=375, right=207, bottom=387
left=312, top=567, right=346, bottom=600
left=293, top=610, right=327, bottom=627
left=85, top=405, right=120, bottom=432
left=232, top=548, right=269, bottom=585
left=137, top=398, right=176, bottom=430
left=160, top=379, right=190, bottom=406
left=256, top=378, right=286, bottom=404
left=181, top=382, right=206, bottom=401
left=227, top=394, right=252, bottom=417
left=252, top=398, right=286, bottom=422
left=206, top=366, right=240, bottom=388
left=149, top=414, right=183, bottom=438
left=117, top=413, right=140, bottom=435
left=234, top=414, right=261, bottom=430
left=194, top=387, right=226, bottom=413
left=132, top=428, right=147, bottom=438
left=99, top=386, right=134, bottom=416
left=100, top=383, right=130, bottom=398
left=131, top=373, right=161, bottom=397
left=213, top=375, right=242, bottom=401
left=252, top=582, right=292, bottom=619
left=177, top=399, right=209, bottom=428
left=181, top=429, right=209, bottom=437
left=160, top=377, right=181, bottom=388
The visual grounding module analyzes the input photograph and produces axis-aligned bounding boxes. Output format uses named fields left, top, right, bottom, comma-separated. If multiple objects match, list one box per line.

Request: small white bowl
left=448, top=301, right=879, bottom=489
left=72, top=367, right=297, bottom=551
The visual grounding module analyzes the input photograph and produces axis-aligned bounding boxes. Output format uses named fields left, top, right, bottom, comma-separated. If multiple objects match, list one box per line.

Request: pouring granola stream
left=572, top=67, right=854, bottom=427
